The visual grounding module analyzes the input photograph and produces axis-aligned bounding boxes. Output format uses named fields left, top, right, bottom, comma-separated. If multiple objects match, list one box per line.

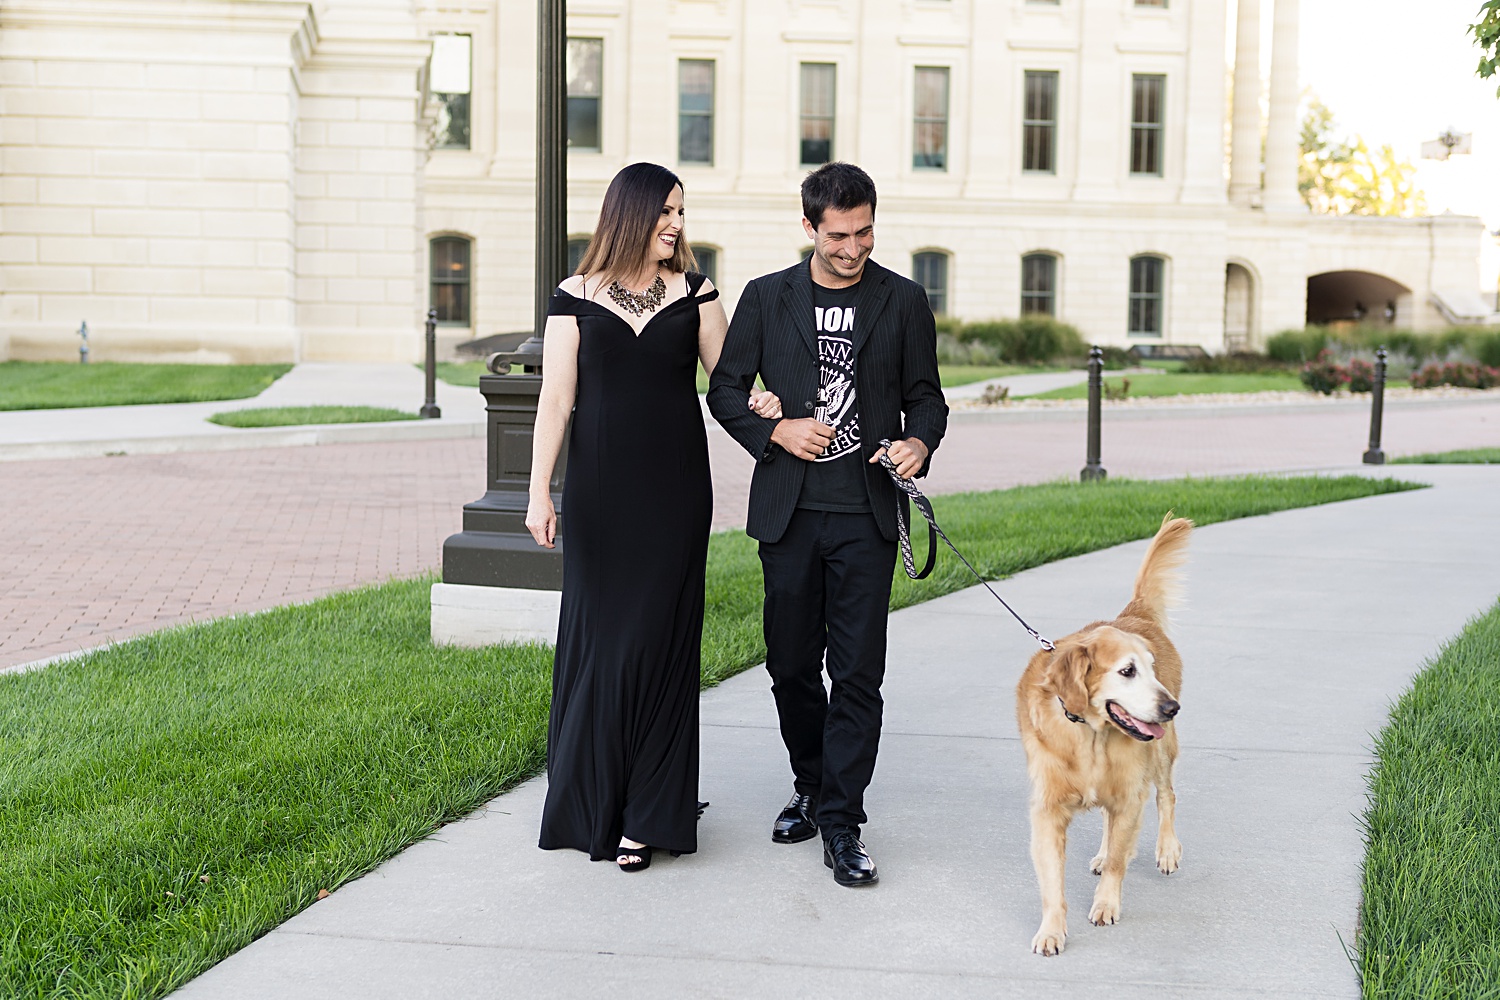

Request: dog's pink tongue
left=1118, top=706, right=1166, bottom=740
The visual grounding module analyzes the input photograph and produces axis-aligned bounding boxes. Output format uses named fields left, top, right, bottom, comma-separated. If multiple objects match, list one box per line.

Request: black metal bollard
left=1362, top=345, right=1387, bottom=465
left=420, top=307, right=442, bottom=419
left=78, top=320, right=89, bottom=364
left=1080, top=345, right=1107, bottom=482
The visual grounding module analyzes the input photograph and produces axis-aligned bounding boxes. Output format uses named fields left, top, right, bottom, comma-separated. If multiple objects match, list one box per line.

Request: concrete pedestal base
left=430, top=582, right=560, bottom=647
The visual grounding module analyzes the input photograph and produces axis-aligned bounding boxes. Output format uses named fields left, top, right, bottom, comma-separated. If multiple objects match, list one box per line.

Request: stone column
left=1262, top=0, right=1302, bottom=212
left=1228, top=0, right=1262, bottom=205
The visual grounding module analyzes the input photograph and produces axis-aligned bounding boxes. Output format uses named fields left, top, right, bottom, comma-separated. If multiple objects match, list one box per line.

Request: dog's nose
left=1159, top=698, right=1180, bottom=719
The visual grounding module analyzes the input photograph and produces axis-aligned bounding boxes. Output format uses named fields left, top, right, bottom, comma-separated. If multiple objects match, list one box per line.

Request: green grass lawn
left=0, top=362, right=292, bottom=410
left=1391, top=448, right=1500, bottom=465
left=0, top=473, right=1418, bottom=999
left=437, top=361, right=1054, bottom=395
left=1021, top=372, right=1306, bottom=399
left=207, top=406, right=418, bottom=428
left=433, top=361, right=488, bottom=388
left=1358, top=599, right=1500, bottom=999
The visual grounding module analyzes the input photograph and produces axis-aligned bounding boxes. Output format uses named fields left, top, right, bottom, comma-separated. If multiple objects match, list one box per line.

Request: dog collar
left=1058, top=698, right=1087, bottom=725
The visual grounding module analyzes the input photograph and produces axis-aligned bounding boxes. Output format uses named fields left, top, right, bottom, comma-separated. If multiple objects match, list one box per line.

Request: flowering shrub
left=1300, top=350, right=1351, bottom=395
left=1410, top=361, right=1500, bottom=390
left=1345, top=358, right=1377, bottom=393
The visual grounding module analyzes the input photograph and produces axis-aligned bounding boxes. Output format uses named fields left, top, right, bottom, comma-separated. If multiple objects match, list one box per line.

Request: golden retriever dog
left=1015, top=514, right=1191, bottom=956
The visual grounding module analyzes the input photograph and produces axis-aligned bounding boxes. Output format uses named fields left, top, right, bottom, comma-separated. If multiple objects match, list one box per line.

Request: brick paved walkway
left=3, top=398, right=1496, bottom=670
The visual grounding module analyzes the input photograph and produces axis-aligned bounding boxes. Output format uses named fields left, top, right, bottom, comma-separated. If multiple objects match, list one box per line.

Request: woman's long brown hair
left=575, top=162, right=697, bottom=288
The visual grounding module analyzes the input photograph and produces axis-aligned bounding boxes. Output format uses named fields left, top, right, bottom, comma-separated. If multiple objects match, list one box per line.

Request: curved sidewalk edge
left=170, top=464, right=1500, bottom=1000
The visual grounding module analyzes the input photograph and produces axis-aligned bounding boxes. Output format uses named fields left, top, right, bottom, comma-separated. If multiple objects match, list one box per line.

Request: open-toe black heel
left=617, top=843, right=652, bottom=872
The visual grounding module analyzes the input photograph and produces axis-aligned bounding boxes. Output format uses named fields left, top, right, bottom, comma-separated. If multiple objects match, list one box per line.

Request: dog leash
left=876, top=438, right=1054, bottom=652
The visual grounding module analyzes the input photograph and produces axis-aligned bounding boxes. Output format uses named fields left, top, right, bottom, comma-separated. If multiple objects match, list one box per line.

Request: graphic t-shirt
left=796, top=280, right=871, bottom=513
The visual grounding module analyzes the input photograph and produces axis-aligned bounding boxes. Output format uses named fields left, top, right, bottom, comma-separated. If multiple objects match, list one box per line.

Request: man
left=707, top=162, right=948, bottom=887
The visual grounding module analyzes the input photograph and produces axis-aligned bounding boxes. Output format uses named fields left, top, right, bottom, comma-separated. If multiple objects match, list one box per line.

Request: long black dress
left=538, top=272, right=716, bottom=861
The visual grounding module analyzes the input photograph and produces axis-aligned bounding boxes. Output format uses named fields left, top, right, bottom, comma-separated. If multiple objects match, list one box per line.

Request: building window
left=1130, top=74, right=1165, bottom=176
left=913, top=251, right=949, bottom=314
left=679, top=59, right=715, bottom=165
left=567, top=38, right=603, bottom=151
left=1135, top=0, right=1168, bottom=7
left=913, top=67, right=949, bottom=171
left=1129, top=255, right=1165, bottom=337
left=567, top=237, right=590, bottom=275
left=431, top=34, right=472, bottom=150
left=799, top=246, right=814, bottom=262
left=1021, top=253, right=1057, bottom=316
left=430, top=236, right=472, bottom=326
left=800, top=63, right=836, bottom=166
left=1022, top=71, right=1058, bottom=173
left=692, top=245, right=718, bottom=285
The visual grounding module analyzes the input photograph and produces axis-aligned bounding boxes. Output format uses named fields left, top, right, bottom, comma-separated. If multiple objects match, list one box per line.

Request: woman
left=526, top=162, right=780, bottom=871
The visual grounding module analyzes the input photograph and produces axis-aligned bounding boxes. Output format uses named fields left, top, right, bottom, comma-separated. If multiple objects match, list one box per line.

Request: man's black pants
left=758, top=508, right=897, bottom=838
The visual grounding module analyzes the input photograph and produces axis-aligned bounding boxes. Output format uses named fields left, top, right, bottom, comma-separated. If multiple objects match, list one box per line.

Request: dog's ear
left=1044, top=645, right=1092, bottom=720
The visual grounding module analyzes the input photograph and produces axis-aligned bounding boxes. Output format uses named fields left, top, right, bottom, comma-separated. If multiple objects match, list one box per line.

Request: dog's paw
left=1089, top=852, right=1106, bottom=875
left=1088, top=895, right=1121, bottom=926
left=1031, top=922, right=1067, bottom=956
left=1156, top=836, right=1183, bottom=874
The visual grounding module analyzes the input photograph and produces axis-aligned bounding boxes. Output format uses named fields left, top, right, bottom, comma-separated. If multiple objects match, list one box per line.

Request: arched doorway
left=1223, top=262, right=1255, bottom=351
left=1305, top=271, right=1412, bottom=327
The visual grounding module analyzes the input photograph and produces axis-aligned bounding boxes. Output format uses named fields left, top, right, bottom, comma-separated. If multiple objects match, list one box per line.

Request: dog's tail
left=1125, top=513, right=1194, bottom=629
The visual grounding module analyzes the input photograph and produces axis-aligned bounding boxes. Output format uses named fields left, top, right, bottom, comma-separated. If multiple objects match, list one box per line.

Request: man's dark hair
left=801, top=162, right=877, bottom=230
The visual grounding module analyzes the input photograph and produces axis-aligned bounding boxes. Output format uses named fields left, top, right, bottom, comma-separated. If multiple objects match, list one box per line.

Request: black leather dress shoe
left=771, top=792, right=818, bottom=844
left=823, top=830, right=878, bottom=887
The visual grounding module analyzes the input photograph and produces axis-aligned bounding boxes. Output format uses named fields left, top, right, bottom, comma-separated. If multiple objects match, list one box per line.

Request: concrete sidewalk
left=173, top=464, right=1500, bottom=999
left=0, top=363, right=486, bottom=461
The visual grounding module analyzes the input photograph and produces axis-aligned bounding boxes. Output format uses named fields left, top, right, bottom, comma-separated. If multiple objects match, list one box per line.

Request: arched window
left=1021, top=253, right=1058, bottom=316
left=691, top=244, right=718, bottom=285
left=1129, top=255, right=1165, bottom=337
left=913, top=251, right=949, bottom=314
left=567, top=237, right=590, bottom=275
left=429, top=236, right=472, bottom=326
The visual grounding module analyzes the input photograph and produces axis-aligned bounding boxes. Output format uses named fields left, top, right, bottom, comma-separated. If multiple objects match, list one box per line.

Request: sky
left=1294, top=0, right=1500, bottom=290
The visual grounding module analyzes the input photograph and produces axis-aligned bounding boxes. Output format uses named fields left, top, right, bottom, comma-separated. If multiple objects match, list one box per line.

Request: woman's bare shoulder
left=557, top=273, right=588, bottom=297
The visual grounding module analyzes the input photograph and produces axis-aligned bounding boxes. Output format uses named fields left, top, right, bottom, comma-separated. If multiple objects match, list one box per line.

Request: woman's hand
left=748, top=389, right=783, bottom=419
left=526, top=494, right=557, bottom=549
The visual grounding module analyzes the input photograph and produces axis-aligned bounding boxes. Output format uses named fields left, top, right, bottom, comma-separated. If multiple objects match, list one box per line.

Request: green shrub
left=933, top=314, right=965, bottom=338
left=1468, top=328, right=1500, bottom=368
left=1267, top=327, right=1331, bottom=363
left=959, top=316, right=1084, bottom=364
left=1100, top=346, right=1132, bottom=370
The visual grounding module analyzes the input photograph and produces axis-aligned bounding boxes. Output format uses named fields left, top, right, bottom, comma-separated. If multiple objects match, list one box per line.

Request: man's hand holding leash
left=869, top=437, right=928, bottom=479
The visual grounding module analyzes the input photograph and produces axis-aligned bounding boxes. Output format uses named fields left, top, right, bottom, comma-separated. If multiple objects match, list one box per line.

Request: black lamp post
left=440, top=0, right=569, bottom=593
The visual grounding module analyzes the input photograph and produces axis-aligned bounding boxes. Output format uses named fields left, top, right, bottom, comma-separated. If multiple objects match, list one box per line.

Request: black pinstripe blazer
left=707, top=257, right=949, bottom=544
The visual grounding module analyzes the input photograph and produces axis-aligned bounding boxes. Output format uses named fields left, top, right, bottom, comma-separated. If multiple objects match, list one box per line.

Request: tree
left=1298, top=96, right=1427, bottom=218
left=1473, top=0, right=1500, bottom=96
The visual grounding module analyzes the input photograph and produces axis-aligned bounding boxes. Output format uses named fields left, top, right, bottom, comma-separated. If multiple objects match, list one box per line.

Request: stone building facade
left=0, top=0, right=1489, bottom=364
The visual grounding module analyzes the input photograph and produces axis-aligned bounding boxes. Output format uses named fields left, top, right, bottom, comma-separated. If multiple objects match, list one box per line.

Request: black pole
left=78, top=320, right=89, bottom=364
left=420, top=308, right=441, bottom=418
left=1081, top=345, right=1106, bottom=481
left=1363, top=345, right=1387, bottom=465
left=529, top=0, right=567, bottom=360
left=439, top=0, right=570, bottom=601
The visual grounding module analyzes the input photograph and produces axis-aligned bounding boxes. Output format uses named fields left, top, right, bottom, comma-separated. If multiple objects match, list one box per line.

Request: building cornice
left=0, top=0, right=315, bottom=35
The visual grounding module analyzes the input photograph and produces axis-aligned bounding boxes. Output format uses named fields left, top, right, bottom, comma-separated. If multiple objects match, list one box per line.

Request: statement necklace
left=607, top=269, right=666, bottom=316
